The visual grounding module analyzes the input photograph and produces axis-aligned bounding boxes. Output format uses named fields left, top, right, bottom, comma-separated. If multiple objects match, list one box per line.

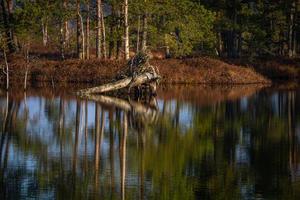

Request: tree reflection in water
left=0, top=86, right=300, bottom=199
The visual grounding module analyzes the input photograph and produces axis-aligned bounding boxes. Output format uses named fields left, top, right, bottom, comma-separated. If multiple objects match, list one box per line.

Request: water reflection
left=1, top=86, right=300, bottom=199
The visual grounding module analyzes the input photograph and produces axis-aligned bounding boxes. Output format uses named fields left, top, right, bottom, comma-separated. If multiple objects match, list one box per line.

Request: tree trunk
left=136, top=15, right=141, bottom=52
left=288, top=1, right=296, bottom=58
left=86, top=1, right=90, bottom=59
left=79, top=78, right=132, bottom=95
left=216, top=11, right=223, bottom=57
left=141, top=10, right=147, bottom=51
left=96, top=0, right=102, bottom=58
left=165, top=45, right=171, bottom=58
left=292, top=0, right=298, bottom=56
left=60, top=22, right=65, bottom=60
left=108, top=4, right=115, bottom=59
left=124, top=0, right=130, bottom=60
left=63, top=0, right=69, bottom=44
left=81, top=13, right=86, bottom=59
left=78, top=72, right=159, bottom=95
left=42, top=20, right=48, bottom=47
left=101, top=6, right=107, bottom=59
left=3, top=49, right=9, bottom=90
left=217, top=32, right=222, bottom=56
left=116, top=8, right=122, bottom=59
left=76, top=0, right=84, bottom=59
left=24, top=45, right=30, bottom=91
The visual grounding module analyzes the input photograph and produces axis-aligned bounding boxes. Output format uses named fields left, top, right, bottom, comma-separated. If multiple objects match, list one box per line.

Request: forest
left=1, top=0, right=298, bottom=58
left=0, top=0, right=300, bottom=88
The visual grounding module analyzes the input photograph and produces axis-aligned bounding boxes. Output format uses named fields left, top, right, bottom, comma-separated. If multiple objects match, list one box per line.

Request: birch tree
left=141, top=0, right=147, bottom=50
left=96, top=0, right=102, bottom=58
left=85, top=0, right=90, bottom=59
left=124, top=0, right=130, bottom=60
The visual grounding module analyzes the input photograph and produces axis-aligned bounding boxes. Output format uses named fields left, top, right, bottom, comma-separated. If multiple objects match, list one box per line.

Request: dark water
left=1, top=85, right=300, bottom=200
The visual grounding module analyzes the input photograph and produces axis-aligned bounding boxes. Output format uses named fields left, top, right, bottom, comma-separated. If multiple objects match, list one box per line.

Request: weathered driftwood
left=77, top=51, right=160, bottom=95
left=78, top=72, right=160, bottom=95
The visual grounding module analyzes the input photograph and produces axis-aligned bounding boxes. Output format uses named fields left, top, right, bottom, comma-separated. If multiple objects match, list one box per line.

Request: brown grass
left=153, top=57, right=269, bottom=84
left=0, top=53, right=270, bottom=87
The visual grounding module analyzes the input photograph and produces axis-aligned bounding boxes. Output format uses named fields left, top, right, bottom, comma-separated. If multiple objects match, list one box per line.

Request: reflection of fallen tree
left=81, top=94, right=159, bottom=124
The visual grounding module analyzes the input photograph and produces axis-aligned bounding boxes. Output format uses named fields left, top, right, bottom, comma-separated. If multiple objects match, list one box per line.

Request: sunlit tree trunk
left=85, top=1, right=90, bottom=59
left=124, top=0, right=130, bottom=60
left=141, top=1, right=147, bottom=51
left=96, top=0, right=102, bottom=58
left=63, top=0, right=69, bottom=44
left=42, top=19, right=48, bottom=47
left=101, top=6, right=107, bottom=59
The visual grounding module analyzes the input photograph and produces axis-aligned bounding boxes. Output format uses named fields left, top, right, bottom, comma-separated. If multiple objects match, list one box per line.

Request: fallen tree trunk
left=77, top=72, right=160, bottom=95
left=78, top=51, right=160, bottom=95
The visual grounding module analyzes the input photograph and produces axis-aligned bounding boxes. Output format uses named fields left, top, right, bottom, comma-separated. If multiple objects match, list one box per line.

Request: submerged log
left=77, top=51, right=160, bottom=96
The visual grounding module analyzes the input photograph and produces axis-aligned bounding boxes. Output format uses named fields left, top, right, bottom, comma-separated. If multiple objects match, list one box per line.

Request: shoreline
left=0, top=55, right=271, bottom=87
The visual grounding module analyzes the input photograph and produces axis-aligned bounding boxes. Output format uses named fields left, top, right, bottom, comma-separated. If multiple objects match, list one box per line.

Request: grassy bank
left=254, top=57, right=300, bottom=80
left=227, top=57, right=300, bottom=81
left=0, top=54, right=270, bottom=87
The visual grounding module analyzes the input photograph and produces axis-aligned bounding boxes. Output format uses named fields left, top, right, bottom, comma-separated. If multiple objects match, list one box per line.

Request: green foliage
left=129, top=0, right=216, bottom=57
left=2, top=0, right=299, bottom=58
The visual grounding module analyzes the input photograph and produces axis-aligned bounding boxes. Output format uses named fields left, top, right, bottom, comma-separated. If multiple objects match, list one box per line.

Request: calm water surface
left=0, top=85, right=300, bottom=200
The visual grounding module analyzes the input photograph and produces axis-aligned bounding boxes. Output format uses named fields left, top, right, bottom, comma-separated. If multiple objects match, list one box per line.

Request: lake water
left=1, top=85, right=300, bottom=200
